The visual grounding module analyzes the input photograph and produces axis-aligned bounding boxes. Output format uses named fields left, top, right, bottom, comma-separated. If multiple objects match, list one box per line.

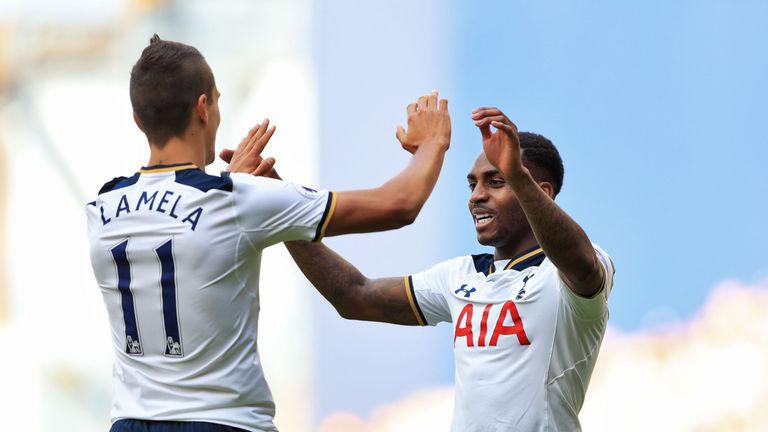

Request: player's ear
left=195, top=94, right=209, bottom=124
left=132, top=112, right=145, bottom=132
left=538, top=181, right=555, bottom=199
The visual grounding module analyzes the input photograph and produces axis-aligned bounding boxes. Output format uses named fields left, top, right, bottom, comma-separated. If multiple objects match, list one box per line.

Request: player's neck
left=493, top=234, right=539, bottom=262
left=148, top=136, right=208, bottom=170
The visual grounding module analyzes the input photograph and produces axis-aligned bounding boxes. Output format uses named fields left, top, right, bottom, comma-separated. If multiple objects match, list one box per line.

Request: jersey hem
left=110, top=416, right=274, bottom=432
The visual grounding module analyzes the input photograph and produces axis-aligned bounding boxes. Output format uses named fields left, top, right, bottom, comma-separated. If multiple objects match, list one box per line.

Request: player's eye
left=468, top=183, right=476, bottom=191
left=490, top=179, right=506, bottom=187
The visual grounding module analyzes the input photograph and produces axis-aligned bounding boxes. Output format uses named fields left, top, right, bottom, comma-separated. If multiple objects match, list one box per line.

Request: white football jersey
left=86, top=163, right=336, bottom=432
left=408, top=245, right=615, bottom=432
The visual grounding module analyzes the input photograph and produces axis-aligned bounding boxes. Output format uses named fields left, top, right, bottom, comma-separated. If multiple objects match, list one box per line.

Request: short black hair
left=129, top=34, right=215, bottom=146
left=519, top=132, right=564, bottom=196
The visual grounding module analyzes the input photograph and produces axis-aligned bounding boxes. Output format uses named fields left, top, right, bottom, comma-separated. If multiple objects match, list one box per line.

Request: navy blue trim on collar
left=472, top=246, right=547, bottom=276
left=98, top=173, right=140, bottom=195
left=505, top=246, right=546, bottom=271
left=174, top=170, right=233, bottom=193
left=471, top=253, right=494, bottom=276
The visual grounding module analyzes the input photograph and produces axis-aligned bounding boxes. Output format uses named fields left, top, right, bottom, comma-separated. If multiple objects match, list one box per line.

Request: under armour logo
left=455, top=284, right=477, bottom=298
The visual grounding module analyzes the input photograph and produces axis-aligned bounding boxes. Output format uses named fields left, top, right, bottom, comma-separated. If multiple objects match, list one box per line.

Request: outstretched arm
left=220, top=113, right=432, bottom=325
left=323, top=91, right=450, bottom=236
left=472, top=107, right=605, bottom=297
left=223, top=92, right=450, bottom=236
left=285, top=240, right=420, bottom=325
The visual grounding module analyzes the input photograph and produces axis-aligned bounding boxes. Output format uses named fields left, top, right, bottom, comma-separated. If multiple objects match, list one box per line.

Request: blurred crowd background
left=1, top=1, right=767, bottom=431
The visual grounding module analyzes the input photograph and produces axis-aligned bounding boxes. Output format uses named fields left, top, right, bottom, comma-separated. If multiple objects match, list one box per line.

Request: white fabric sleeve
left=559, top=244, right=616, bottom=321
left=85, top=201, right=100, bottom=241
left=407, top=259, right=455, bottom=326
left=229, top=173, right=336, bottom=248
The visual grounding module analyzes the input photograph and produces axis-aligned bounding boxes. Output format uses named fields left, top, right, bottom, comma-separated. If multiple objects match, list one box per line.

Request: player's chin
left=475, top=231, right=496, bottom=247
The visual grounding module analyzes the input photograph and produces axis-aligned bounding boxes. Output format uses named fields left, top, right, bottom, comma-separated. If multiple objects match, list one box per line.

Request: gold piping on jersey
left=138, top=164, right=198, bottom=173
left=504, top=247, right=544, bottom=271
left=488, top=247, right=545, bottom=274
left=404, top=275, right=427, bottom=326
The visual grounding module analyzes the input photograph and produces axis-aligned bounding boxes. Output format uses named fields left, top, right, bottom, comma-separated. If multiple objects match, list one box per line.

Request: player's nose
left=469, top=184, right=489, bottom=203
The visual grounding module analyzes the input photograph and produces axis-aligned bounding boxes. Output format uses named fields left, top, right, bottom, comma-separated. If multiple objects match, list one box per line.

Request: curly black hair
left=519, top=132, right=564, bottom=196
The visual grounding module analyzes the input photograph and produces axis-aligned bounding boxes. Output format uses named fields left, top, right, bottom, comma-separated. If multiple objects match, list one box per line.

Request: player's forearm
left=325, top=142, right=447, bottom=235
left=286, top=240, right=419, bottom=325
left=506, top=170, right=602, bottom=291
left=284, top=240, right=369, bottom=318
left=377, top=142, right=447, bottom=221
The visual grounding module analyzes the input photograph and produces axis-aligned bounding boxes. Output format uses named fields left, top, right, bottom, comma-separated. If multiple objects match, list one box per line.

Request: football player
left=282, top=107, right=614, bottom=431
left=87, top=35, right=450, bottom=432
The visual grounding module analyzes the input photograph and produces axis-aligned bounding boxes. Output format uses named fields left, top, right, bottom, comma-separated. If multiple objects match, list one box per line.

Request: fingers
left=253, top=125, right=276, bottom=154
left=233, top=123, right=260, bottom=161
left=406, top=102, right=417, bottom=116
left=427, top=91, right=438, bottom=109
left=244, top=119, right=269, bottom=152
left=239, top=123, right=262, bottom=152
left=472, top=107, right=517, bottom=132
left=415, top=91, right=440, bottom=111
left=474, top=115, right=507, bottom=127
left=395, top=125, right=407, bottom=144
left=219, top=148, right=235, bottom=163
left=417, top=95, right=429, bottom=112
left=408, top=91, right=446, bottom=113
left=472, top=107, right=503, bottom=118
left=478, top=123, right=492, bottom=140
left=491, top=120, right=517, bottom=134
left=439, top=98, right=449, bottom=112
left=233, top=127, right=254, bottom=157
left=267, top=166, right=282, bottom=180
left=256, top=118, right=270, bottom=141
left=472, top=107, right=506, bottom=123
left=252, top=157, right=276, bottom=177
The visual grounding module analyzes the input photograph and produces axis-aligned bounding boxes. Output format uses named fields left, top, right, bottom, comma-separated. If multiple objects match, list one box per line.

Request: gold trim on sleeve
left=404, top=276, right=426, bottom=326
left=315, top=191, right=338, bottom=241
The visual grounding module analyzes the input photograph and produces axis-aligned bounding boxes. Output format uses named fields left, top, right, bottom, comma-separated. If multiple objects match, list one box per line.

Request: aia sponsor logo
left=454, top=301, right=530, bottom=348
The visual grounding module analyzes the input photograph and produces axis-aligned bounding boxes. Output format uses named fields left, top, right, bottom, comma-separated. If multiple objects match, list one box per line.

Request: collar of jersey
left=138, top=162, right=199, bottom=173
left=489, top=245, right=545, bottom=274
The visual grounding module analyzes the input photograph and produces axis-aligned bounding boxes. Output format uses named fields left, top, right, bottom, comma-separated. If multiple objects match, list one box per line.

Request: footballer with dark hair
left=87, top=34, right=452, bottom=432
left=282, top=107, right=614, bottom=432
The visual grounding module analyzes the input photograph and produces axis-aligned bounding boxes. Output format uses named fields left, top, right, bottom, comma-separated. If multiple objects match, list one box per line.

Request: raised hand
left=221, top=119, right=280, bottom=179
left=396, top=91, right=451, bottom=154
left=471, top=107, right=524, bottom=178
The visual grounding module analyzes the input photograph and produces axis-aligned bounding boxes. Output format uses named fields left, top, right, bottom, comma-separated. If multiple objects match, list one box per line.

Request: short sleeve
left=85, top=201, right=100, bottom=239
left=407, top=259, right=455, bottom=326
left=229, top=173, right=336, bottom=248
left=559, top=244, right=616, bottom=321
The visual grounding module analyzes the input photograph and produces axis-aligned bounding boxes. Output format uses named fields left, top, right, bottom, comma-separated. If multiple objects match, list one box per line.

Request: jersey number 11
left=110, top=239, right=183, bottom=357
